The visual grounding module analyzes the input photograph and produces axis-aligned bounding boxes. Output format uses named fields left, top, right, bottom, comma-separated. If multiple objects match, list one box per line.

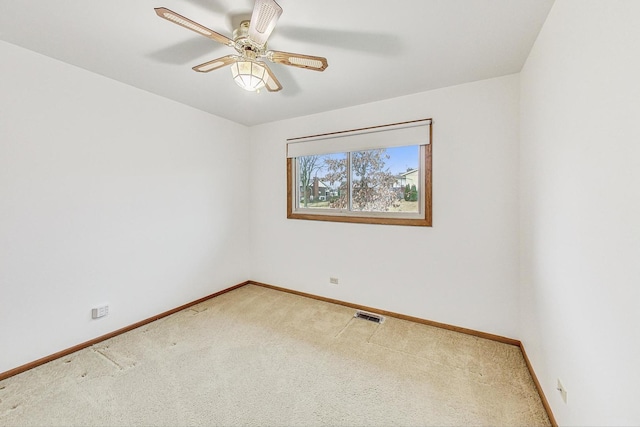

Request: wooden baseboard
left=0, top=281, right=250, bottom=382
left=520, top=343, right=558, bottom=427
left=249, top=281, right=521, bottom=346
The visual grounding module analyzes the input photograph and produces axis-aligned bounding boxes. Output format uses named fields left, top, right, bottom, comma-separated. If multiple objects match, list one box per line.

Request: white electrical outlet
left=557, top=379, right=567, bottom=403
left=92, top=305, right=109, bottom=319
left=329, top=277, right=339, bottom=285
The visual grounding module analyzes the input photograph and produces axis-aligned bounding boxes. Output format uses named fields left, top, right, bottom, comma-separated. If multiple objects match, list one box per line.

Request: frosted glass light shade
left=231, top=61, right=268, bottom=91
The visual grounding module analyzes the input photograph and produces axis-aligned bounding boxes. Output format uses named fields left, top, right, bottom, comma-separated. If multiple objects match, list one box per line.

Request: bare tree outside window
left=323, top=149, right=398, bottom=212
left=350, top=149, right=397, bottom=212
left=323, top=155, right=348, bottom=208
left=298, top=155, right=320, bottom=207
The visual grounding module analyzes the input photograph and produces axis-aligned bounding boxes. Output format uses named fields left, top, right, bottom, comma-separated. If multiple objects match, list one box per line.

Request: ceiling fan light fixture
left=231, top=60, right=268, bottom=91
left=155, top=2, right=327, bottom=93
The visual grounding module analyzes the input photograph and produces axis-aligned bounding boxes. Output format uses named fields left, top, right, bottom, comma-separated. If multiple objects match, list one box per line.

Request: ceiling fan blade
left=155, top=7, right=233, bottom=47
left=262, top=62, right=282, bottom=92
left=266, top=51, right=328, bottom=72
left=248, top=0, right=282, bottom=47
left=192, top=55, right=239, bottom=73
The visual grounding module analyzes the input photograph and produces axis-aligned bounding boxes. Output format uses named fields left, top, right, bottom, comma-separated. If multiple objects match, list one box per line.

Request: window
left=287, top=119, right=432, bottom=226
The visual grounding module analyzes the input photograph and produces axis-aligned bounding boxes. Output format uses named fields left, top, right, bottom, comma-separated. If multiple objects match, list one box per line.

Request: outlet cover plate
left=557, top=379, right=567, bottom=403
left=92, top=305, right=109, bottom=319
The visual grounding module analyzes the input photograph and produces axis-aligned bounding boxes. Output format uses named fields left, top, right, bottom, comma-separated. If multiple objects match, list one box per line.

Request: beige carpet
left=0, top=285, right=550, bottom=426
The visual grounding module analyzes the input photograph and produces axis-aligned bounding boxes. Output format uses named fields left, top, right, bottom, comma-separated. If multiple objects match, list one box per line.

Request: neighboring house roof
left=400, top=169, right=418, bottom=177
left=312, top=179, right=333, bottom=189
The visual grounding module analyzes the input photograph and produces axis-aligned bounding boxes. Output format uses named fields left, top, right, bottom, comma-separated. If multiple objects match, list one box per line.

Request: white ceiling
left=0, top=0, right=554, bottom=126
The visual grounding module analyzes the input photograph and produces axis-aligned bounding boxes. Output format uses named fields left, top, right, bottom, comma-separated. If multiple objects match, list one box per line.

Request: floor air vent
left=354, top=311, right=384, bottom=324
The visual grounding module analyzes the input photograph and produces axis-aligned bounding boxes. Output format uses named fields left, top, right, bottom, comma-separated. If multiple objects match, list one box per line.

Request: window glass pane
left=350, top=146, right=420, bottom=213
left=298, top=153, right=347, bottom=210
left=388, top=145, right=420, bottom=213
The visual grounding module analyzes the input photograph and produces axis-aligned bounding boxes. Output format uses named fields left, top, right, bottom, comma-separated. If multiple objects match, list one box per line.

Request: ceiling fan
left=154, top=0, right=329, bottom=93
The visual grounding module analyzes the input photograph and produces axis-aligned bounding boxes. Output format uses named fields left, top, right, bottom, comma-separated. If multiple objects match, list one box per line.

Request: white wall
left=519, top=1, right=640, bottom=425
left=0, top=41, right=251, bottom=373
left=249, top=75, right=521, bottom=338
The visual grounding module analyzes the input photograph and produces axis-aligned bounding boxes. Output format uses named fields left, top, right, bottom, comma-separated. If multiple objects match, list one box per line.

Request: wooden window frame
left=286, top=120, right=432, bottom=227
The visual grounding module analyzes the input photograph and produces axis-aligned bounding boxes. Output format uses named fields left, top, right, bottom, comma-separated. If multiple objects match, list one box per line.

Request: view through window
left=287, top=119, right=432, bottom=226
left=297, top=146, right=420, bottom=213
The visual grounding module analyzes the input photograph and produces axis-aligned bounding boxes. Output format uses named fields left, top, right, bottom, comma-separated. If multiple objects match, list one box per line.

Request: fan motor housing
left=233, top=20, right=266, bottom=58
